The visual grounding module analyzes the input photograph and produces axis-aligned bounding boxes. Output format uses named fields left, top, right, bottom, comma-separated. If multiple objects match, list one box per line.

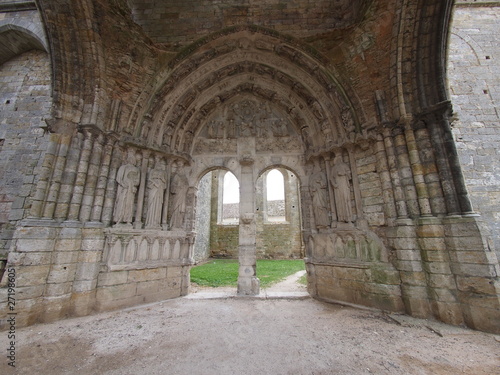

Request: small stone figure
left=330, top=155, right=353, bottom=223
left=113, top=152, right=141, bottom=225
left=145, top=157, right=167, bottom=228
left=310, top=161, right=330, bottom=229
left=272, top=118, right=288, bottom=137
left=169, top=160, right=189, bottom=230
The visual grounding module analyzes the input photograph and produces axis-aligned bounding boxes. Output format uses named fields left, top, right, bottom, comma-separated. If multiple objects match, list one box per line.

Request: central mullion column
left=237, top=138, right=259, bottom=295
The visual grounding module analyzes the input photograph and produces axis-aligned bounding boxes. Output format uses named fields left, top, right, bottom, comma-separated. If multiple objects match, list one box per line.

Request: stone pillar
left=393, top=125, right=419, bottom=217
left=134, top=150, right=150, bottom=229
left=439, top=108, right=474, bottom=214
left=382, top=127, right=408, bottom=219
left=91, top=137, right=115, bottom=223
left=42, top=134, right=71, bottom=219
left=403, top=119, right=432, bottom=217
left=101, top=144, right=122, bottom=226
left=237, top=156, right=259, bottom=296
left=346, top=145, right=364, bottom=223
left=80, top=133, right=104, bottom=222
left=374, top=134, right=397, bottom=223
left=55, top=133, right=82, bottom=220
left=412, top=122, right=447, bottom=216
left=426, top=113, right=461, bottom=215
left=68, top=129, right=94, bottom=221
left=417, top=217, right=464, bottom=326
left=30, top=134, right=60, bottom=218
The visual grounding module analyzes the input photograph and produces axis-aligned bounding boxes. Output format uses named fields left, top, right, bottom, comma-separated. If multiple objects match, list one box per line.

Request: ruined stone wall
left=210, top=168, right=303, bottom=259
left=0, top=50, right=52, bottom=260
left=449, top=2, right=500, bottom=259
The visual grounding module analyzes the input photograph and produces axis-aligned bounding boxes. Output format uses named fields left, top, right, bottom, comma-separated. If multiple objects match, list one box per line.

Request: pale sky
left=222, top=169, right=284, bottom=203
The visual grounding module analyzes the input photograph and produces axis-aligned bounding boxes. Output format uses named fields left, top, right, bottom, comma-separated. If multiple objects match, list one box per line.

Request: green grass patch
left=190, top=259, right=305, bottom=288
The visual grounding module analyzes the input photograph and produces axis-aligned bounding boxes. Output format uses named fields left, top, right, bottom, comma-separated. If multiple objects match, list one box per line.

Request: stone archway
left=188, top=94, right=308, bottom=295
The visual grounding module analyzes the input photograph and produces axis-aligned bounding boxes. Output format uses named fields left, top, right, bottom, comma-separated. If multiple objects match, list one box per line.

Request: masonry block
left=97, top=270, right=129, bottom=286
left=128, top=268, right=167, bottom=282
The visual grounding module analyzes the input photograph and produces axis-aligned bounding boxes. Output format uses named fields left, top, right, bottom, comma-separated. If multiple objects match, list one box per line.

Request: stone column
left=346, top=145, right=364, bottom=223
left=80, top=133, right=104, bottom=222
left=55, top=133, right=82, bottom=220
left=412, top=121, right=447, bottom=216
left=403, top=119, right=432, bottom=217
left=91, top=137, right=115, bottom=223
left=439, top=108, right=474, bottom=214
left=237, top=157, right=259, bottom=296
left=393, top=125, right=419, bottom=217
left=29, top=134, right=60, bottom=218
left=68, top=129, right=94, bottom=221
left=43, top=134, right=71, bottom=219
left=101, top=144, right=122, bottom=226
left=374, top=134, right=397, bottom=223
left=426, top=112, right=461, bottom=215
left=134, top=150, right=150, bottom=229
left=383, top=127, right=409, bottom=219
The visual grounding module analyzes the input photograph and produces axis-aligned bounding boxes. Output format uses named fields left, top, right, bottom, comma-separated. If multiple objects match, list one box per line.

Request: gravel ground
left=1, top=273, right=499, bottom=375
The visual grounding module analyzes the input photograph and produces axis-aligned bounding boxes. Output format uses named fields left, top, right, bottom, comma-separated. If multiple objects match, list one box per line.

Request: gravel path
left=1, top=272, right=499, bottom=375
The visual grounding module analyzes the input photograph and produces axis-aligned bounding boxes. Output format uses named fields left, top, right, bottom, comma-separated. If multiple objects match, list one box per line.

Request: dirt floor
left=1, top=272, right=499, bottom=375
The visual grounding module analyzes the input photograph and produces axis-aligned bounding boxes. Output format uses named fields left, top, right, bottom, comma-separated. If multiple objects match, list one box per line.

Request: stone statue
left=145, top=158, right=167, bottom=228
left=310, top=161, right=330, bottom=229
left=113, top=152, right=141, bottom=225
left=330, top=155, right=353, bottom=223
left=169, top=160, right=189, bottom=230
left=272, top=119, right=288, bottom=137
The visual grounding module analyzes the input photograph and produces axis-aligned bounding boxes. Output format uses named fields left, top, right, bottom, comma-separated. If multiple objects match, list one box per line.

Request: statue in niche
left=183, top=131, right=194, bottom=153
left=207, top=120, right=218, bottom=138
left=208, top=120, right=225, bottom=139
left=309, top=161, right=330, bottom=229
left=226, top=119, right=236, bottom=138
left=113, top=152, right=141, bottom=225
left=239, top=120, right=254, bottom=137
left=272, top=118, right=288, bottom=137
left=329, top=154, right=353, bottom=223
left=341, top=106, right=356, bottom=134
left=145, top=157, right=167, bottom=228
left=234, top=100, right=256, bottom=137
left=320, top=120, right=334, bottom=146
left=169, top=160, right=189, bottom=230
left=256, top=102, right=270, bottom=137
left=162, top=122, right=175, bottom=147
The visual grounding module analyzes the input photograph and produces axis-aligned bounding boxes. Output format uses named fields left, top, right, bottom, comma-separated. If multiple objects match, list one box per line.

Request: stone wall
left=449, top=3, right=500, bottom=259
left=0, top=50, right=52, bottom=261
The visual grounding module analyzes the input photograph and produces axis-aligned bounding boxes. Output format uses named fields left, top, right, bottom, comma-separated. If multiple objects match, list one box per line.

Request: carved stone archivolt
left=126, top=28, right=363, bottom=157
left=193, top=97, right=302, bottom=155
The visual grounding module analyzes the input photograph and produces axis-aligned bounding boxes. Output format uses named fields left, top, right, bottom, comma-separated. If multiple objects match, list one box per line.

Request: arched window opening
left=222, top=171, right=239, bottom=224
left=265, top=169, right=286, bottom=222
